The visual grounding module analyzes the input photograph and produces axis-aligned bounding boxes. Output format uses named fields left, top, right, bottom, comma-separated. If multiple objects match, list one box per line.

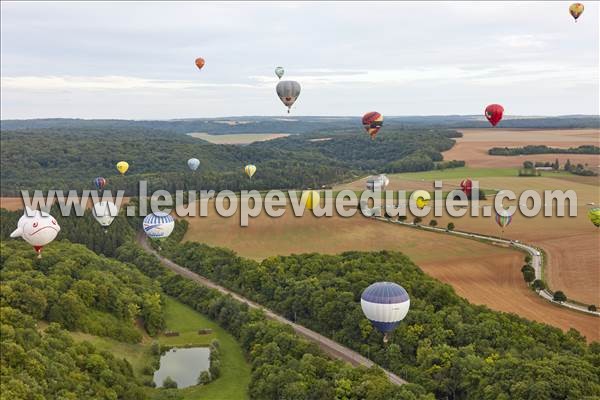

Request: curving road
left=372, top=216, right=600, bottom=317
left=136, top=232, right=408, bottom=386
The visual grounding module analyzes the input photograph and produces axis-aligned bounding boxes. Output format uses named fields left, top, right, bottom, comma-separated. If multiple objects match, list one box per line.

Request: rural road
left=372, top=216, right=600, bottom=317
left=136, top=232, right=408, bottom=386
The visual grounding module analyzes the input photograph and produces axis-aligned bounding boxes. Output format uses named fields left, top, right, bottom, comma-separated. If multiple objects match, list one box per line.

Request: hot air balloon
left=10, top=207, right=60, bottom=258
left=276, top=81, right=301, bottom=113
left=366, top=174, right=389, bottom=191
left=460, top=178, right=473, bottom=198
left=485, top=104, right=504, bottom=127
left=362, top=112, right=383, bottom=139
left=245, top=164, right=257, bottom=179
left=588, top=207, right=600, bottom=227
left=188, top=158, right=200, bottom=171
left=411, top=190, right=431, bottom=210
left=495, top=208, right=513, bottom=236
left=92, top=201, right=118, bottom=228
left=275, top=66, right=285, bottom=79
left=361, top=282, right=410, bottom=343
left=303, top=190, right=320, bottom=210
left=195, top=57, right=205, bottom=70
left=143, top=212, right=175, bottom=239
left=94, top=177, right=107, bottom=191
left=116, top=161, right=129, bottom=175
left=569, top=3, right=584, bottom=21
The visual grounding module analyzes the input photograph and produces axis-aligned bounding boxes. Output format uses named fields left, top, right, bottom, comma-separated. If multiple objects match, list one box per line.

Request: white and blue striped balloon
left=143, top=212, right=175, bottom=239
left=361, top=282, right=410, bottom=338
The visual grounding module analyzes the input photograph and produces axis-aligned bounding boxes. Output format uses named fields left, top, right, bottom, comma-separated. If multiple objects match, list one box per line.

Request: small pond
left=153, top=347, right=210, bottom=389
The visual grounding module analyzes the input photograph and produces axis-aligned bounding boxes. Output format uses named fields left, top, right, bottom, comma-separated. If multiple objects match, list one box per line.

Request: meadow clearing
left=65, top=296, right=250, bottom=400
left=188, top=132, right=290, bottom=144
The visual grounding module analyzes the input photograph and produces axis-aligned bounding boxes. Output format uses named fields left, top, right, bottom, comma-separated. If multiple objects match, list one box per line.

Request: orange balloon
left=195, top=57, right=205, bottom=70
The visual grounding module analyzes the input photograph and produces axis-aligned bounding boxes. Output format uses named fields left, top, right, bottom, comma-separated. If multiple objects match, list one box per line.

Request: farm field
left=188, top=132, right=290, bottom=144
left=65, top=296, right=250, bottom=400
left=182, top=203, right=599, bottom=341
left=444, top=128, right=600, bottom=171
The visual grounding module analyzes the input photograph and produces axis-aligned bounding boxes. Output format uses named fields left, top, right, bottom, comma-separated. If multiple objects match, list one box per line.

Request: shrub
left=429, top=219, right=438, bottom=227
left=532, top=280, right=546, bottom=290
left=553, top=291, right=567, bottom=302
left=198, top=371, right=212, bottom=385
left=588, top=305, right=597, bottom=312
left=162, top=376, right=178, bottom=389
left=141, top=365, right=154, bottom=375
left=150, top=341, right=161, bottom=355
left=413, top=217, right=422, bottom=225
left=447, top=222, right=455, bottom=231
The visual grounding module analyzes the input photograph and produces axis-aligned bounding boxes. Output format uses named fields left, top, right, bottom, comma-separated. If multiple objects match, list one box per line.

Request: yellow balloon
left=569, top=3, right=584, bottom=21
left=411, top=190, right=431, bottom=210
left=303, top=190, right=320, bottom=210
left=588, top=207, right=600, bottom=227
left=116, top=161, right=129, bottom=175
left=245, top=164, right=257, bottom=178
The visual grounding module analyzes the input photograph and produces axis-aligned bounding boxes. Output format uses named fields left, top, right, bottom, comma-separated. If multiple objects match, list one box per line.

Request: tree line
left=489, top=144, right=599, bottom=156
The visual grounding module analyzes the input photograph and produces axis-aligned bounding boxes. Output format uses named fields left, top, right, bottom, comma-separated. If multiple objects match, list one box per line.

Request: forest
left=2, top=193, right=600, bottom=398
left=0, top=125, right=459, bottom=196
left=0, top=209, right=433, bottom=400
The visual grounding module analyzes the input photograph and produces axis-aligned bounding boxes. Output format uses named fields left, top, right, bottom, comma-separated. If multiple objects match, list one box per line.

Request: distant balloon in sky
left=411, top=190, right=431, bottom=210
left=361, top=281, right=410, bottom=343
left=143, top=212, right=175, bottom=239
left=588, top=207, right=600, bottom=227
left=94, top=177, right=107, bottom=191
left=303, top=190, right=320, bottom=210
left=188, top=158, right=200, bottom=171
left=460, top=178, right=472, bottom=198
left=275, top=66, right=285, bottom=79
left=245, top=164, right=257, bottom=179
left=195, top=57, right=205, bottom=70
left=362, top=112, right=383, bottom=140
left=116, top=161, right=129, bottom=175
left=276, top=81, right=301, bottom=113
left=10, top=207, right=60, bottom=258
left=485, top=104, right=504, bottom=127
left=569, top=3, right=584, bottom=21
left=92, top=201, right=118, bottom=228
left=495, top=208, right=513, bottom=234
left=366, top=174, right=389, bottom=191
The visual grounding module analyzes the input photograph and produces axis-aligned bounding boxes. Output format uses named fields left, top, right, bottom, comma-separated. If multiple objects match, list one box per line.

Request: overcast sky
left=1, top=1, right=598, bottom=119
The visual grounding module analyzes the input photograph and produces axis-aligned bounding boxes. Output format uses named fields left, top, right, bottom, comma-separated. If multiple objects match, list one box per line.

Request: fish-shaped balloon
left=10, top=207, right=60, bottom=257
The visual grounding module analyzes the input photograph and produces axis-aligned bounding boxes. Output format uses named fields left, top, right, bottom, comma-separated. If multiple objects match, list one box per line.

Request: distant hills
left=1, top=114, right=598, bottom=135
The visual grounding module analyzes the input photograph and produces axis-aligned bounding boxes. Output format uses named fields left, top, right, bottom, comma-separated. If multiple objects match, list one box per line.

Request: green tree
left=429, top=219, right=438, bottom=227
left=162, top=376, right=178, bottom=389
left=553, top=291, right=567, bottom=302
left=198, top=371, right=212, bottom=385
left=447, top=222, right=455, bottom=231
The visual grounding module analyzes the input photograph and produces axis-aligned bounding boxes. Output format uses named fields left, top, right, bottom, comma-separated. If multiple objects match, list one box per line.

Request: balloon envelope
left=245, top=164, right=257, bottom=178
left=188, top=158, right=200, bottom=171
left=276, top=81, right=301, bottom=112
left=10, top=207, right=60, bottom=254
left=303, top=190, right=320, bottom=210
left=495, top=209, right=513, bottom=228
left=92, top=201, right=118, bottom=227
left=362, top=112, right=383, bottom=139
left=366, top=174, right=389, bottom=191
left=411, top=190, right=431, bottom=210
left=116, top=161, right=129, bottom=175
left=569, top=3, right=584, bottom=20
left=195, top=57, right=205, bottom=70
left=94, top=177, right=107, bottom=191
left=485, top=104, right=504, bottom=127
left=361, top=282, right=410, bottom=335
left=275, top=66, right=285, bottom=79
left=143, top=212, right=175, bottom=239
left=588, top=207, right=600, bottom=227
left=460, top=178, right=473, bottom=197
